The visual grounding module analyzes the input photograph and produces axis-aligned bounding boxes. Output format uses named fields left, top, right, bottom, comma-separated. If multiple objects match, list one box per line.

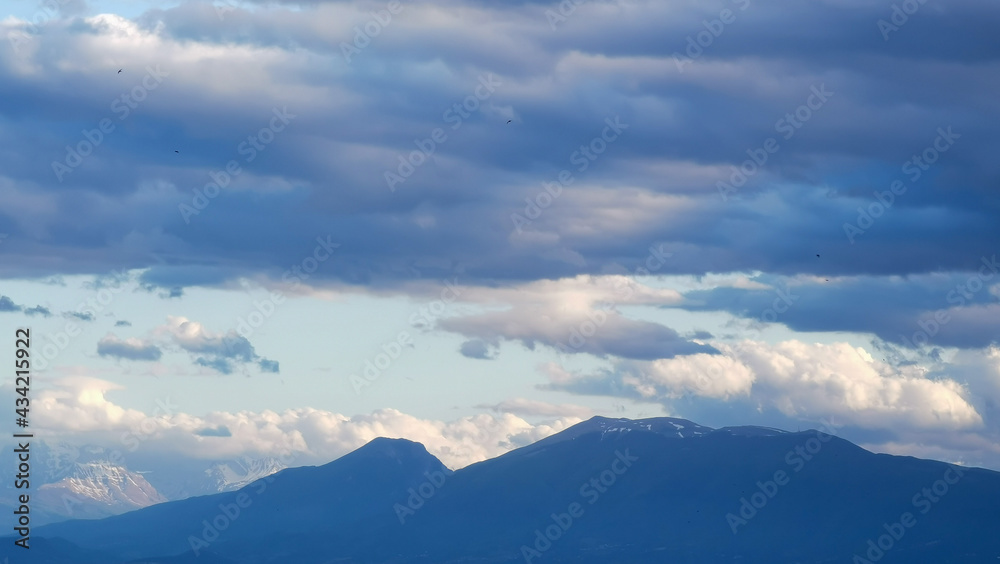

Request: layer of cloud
left=475, top=398, right=593, bottom=419
left=545, top=339, right=984, bottom=432
left=0, top=1, right=997, bottom=294
left=436, top=275, right=715, bottom=360
left=24, top=376, right=582, bottom=469
left=675, top=269, right=1000, bottom=350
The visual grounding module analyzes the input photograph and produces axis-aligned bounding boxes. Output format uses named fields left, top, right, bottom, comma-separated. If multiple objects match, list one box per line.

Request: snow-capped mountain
left=203, top=456, right=288, bottom=493
left=33, top=461, right=166, bottom=523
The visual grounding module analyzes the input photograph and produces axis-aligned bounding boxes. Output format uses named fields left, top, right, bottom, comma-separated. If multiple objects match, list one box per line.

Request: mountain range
left=6, top=416, right=1000, bottom=563
left=0, top=444, right=287, bottom=527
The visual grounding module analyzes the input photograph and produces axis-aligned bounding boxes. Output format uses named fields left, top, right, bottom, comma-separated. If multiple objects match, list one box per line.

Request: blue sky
left=1, top=0, right=999, bottom=473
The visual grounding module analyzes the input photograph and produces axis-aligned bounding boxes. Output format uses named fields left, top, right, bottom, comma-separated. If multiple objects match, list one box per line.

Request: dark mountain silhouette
left=12, top=417, right=1000, bottom=563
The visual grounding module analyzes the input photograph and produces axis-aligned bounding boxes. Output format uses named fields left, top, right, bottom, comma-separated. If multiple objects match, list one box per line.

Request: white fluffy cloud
left=23, top=376, right=581, bottom=470
left=547, top=339, right=984, bottom=432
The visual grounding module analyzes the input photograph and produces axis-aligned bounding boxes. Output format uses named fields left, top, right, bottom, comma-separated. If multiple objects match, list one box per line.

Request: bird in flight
left=816, top=254, right=820, bottom=258
left=507, top=119, right=512, bottom=124
left=118, top=69, right=122, bottom=74
left=174, top=150, right=179, bottom=153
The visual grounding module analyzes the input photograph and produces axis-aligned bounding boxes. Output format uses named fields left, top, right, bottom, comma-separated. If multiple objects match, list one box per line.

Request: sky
left=1, top=0, right=999, bottom=478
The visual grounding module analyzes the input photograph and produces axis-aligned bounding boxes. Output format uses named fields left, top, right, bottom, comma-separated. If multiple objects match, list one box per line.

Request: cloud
left=24, top=377, right=582, bottom=469
left=0, top=0, right=997, bottom=295
left=0, top=296, right=50, bottom=316
left=195, top=425, right=232, bottom=437
left=545, top=339, right=984, bottom=432
left=24, top=305, right=52, bottom=317
left=65, top=311, right=96, bottom=321
left=436, top=275, right=715, bottom=361
left=154, top=316, right=279, bottom=374
left=459, top=339, right=496, bottom=360
left=97, top=334, right=163, bottom=361
left=194, top=357, right=235, bottom=374
left=674, top=271, right=1000, bottom=350
left=476, top=398, right=593, bottom=419
left=20, top=367, right=1000, bottom=471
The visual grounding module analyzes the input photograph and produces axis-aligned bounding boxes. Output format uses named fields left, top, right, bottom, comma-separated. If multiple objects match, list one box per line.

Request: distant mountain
left=201, top=456, right=287, bottom=494
left=0, top=458, right=166, bottom=527
left=33, top=461, right=167, bottom=521
left=0, top=440, right=287, bottom=526
left=16, top=416, right=1000, bottom=563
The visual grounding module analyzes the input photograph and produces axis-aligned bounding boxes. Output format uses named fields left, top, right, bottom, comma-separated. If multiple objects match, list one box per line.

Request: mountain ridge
left=15, top=416, right=1000, bottom=563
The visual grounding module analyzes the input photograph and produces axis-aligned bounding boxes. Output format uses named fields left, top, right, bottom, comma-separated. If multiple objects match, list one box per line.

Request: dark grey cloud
left=0, top=296, right=51, bottom=317
left=65, top=311, right=96, bottom=321
left=459, top=339, right=496, bottom=360
left=673, top=270, right=1000, bottom=349
left=0, top=0, right=998, bottom=356
left=195, top=357, right=234, bottom=374
left=24, top=306, right=52, bottom=317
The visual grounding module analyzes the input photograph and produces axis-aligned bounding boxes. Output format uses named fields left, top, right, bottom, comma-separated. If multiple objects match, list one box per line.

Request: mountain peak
left=579, top=415, right=714, bottom=438
left=329, top=436, right=451, bottom=473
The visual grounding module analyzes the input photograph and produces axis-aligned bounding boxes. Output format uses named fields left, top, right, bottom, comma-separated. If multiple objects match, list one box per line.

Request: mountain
left=33, top=461, right=167, bottom=522
left=0, top=439, right=286, bottom=527
left=201, top=456, right=288, bottom=494
left=16, top=417, right=1000, bottom=563
left=0, top=456, right=167, bottom=527
left=147, top=456, right=290, bottom=500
